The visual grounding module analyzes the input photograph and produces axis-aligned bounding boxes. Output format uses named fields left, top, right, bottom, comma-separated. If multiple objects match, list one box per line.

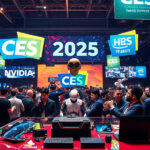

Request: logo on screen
left=0, top=32, right=45, bottom=60
left=136, top=66, right=146, bottom=78
left=0, top=66, right=35, bottom=78
left=58, top=74, right=86, bottom=87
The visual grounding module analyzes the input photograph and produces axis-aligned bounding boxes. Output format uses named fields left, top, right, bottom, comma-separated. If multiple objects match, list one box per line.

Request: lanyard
left=124, top=100, right=138, bottom=114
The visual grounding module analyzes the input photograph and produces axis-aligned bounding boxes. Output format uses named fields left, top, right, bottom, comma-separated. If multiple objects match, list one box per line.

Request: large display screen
left=43, top=36, right=105, bottom=64
left=0, top=66, right=35, bottom=78
left=38, top=64, right=103, bottom=88
left=105, top=66, right=146, bottom=78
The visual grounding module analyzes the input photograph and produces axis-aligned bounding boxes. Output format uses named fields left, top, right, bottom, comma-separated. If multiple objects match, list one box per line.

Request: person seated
left=60, top=89, right=86, bottom=117
left=86, top=88, right=103, bottom=117
left=104, top=85, right=143, bottom=118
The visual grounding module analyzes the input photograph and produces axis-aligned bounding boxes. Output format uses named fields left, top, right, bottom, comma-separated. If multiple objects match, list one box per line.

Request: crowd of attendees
left=0, top=82, right=150, bottom=127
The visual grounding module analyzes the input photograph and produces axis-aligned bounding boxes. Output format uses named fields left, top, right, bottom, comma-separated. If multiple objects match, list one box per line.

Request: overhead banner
left=108, top=35, right=136, bottom=56
left=58, top=74, right=86, bottom=88
left=107, top=55, right=120, bottom=68
left=115, top=0, right=150, bottom=20
left=0, top=55, right=5, bottom=69
left=0, top=32, right=44, bottom=60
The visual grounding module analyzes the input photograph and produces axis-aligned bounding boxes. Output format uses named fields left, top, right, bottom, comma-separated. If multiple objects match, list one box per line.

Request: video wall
left=38, top=64, right=103, bottom=88
left=105, top=66, right=147, bottom=78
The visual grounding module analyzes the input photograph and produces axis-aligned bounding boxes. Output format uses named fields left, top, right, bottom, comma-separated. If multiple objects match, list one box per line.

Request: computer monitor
left=114, top=116, right=150, bottom=143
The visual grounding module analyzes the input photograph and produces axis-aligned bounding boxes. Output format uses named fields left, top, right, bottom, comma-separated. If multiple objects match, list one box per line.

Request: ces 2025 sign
left=115, top=0, right=150, bottom=20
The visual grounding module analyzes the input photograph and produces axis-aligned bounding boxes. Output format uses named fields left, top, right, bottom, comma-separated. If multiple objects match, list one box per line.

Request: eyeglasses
left=68, top=62, right=80, bottom=68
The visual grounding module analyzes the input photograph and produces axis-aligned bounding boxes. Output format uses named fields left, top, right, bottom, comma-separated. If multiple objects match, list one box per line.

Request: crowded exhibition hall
left=0, top=0, right=150, bottom=150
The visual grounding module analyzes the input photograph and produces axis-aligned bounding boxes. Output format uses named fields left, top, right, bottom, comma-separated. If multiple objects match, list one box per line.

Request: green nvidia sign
left=115, top=0, right=150, bottom=20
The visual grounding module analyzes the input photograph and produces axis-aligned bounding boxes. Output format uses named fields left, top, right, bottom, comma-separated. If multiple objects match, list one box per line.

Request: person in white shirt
left=9, top=88, right=24, bottom=121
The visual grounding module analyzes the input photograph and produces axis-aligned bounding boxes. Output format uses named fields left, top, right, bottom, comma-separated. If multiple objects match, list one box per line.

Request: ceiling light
left=43, top=6, right=47, bottom=9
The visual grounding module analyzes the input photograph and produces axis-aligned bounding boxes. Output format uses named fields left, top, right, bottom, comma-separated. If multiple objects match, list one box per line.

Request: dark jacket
left=21, top=96, right=34, bottom=117
left=48, top=88, right=64, bottom=112
left=32, top=98, right=57, bottom=117
left=86, top=98, right=103, bottom=117
left=16, top=93, right=25, bottom=100
left=103, top=98, right=128, bottom=116
left=0, top=97, right=11, bottom=127
left=111, top=102, right=143, bottom=118
left=143, top=98, right=150, bottom=116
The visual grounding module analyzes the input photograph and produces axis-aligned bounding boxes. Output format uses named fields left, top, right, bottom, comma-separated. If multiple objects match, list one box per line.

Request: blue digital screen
left=0, top=66, right=35, bottom=78
left=3, top=83, right=11, bottom=88
left=43, top=36, right=105, bottom=64
left=136, top=66, right=146, bottom=78
left=96, top=124, right=112, bottom=133
left=105, top=66, right=147, bottom=78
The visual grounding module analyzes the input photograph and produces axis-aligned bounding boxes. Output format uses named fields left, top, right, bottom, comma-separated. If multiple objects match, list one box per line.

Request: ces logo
left=58, top=74, right=86, bottom=88
left=0, top=32, right=45, bottom=59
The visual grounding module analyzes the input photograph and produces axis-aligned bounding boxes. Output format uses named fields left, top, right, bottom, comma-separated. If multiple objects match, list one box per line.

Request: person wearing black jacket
left=32, top=88, right=57, bottom=122
left=105, top=86, right=143, bottom=118
left=21, top=89, right=35, bottom=117
left=48, top=84, right=64, bottom=115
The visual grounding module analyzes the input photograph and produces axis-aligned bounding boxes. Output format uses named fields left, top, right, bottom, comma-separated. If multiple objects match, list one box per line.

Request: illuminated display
left=43, top=36, right=105, bottom=64
left=105, top=66, right=146, bottom=78
left=38, top=64, right=103, bottom=88
left=0, top=66, right=35, bottom=78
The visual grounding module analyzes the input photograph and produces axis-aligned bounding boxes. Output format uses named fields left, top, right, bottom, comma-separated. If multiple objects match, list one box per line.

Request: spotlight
left=0, top=8, right=3, bottom=11
left=43, top=6, right=47, bottom=9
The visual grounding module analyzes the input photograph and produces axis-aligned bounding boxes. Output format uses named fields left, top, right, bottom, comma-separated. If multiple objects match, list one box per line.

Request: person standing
left=105, top=86, right=143, bottom=118
left=86, top=88, right=103, bottom=117
left=0, top=88, right=16, bottom=127
left=32, top=88, right=57, bottom=122
left=8, top=88, right=24, bottom=121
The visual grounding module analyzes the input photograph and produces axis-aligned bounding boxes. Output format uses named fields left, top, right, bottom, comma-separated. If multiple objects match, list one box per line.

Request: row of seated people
left=0, top=84, right=150, bottom=127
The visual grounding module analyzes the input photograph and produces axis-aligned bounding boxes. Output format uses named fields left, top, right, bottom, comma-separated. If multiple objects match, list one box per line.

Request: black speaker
left=44, top=137, right=73, bottom=148
left=80, top=138, right=105, bottom=148
left=105, top=135, right=112, bottom=143
left=51, top=117, right=91, bottom=139
left=33, top=129, right=47, bottom=137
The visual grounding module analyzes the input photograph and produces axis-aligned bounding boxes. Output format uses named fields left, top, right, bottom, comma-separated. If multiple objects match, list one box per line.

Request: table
left=0, top=118, right=150, bottom=150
